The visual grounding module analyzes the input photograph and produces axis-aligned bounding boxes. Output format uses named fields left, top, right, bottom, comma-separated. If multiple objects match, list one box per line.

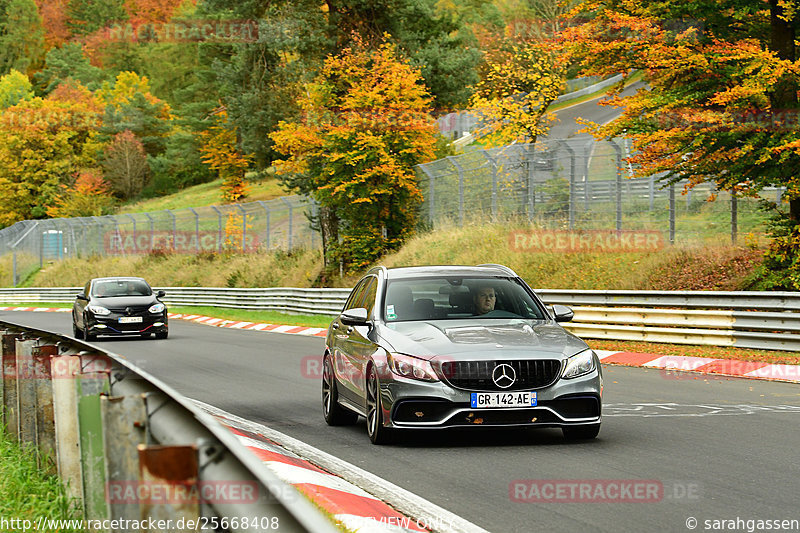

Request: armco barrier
left=1, top=287, right=799, bottom=351
left=0, top=320, right=338, bottom=532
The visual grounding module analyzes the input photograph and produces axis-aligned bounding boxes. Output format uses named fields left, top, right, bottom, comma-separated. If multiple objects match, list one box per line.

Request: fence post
left=237, top=204, right=248, bottom=252
left=419, top=165, right=436, bottom=227
left=127, top=214, right=137, bottom=253
left=446, top=156, right=465, bottom=227
left=649, top=176, right=655, bottom=211
left=189, top=208, right=200, bottom=253
left=281, top=197, right=294, bottom=250
left=611, top=140, right=623, bottom=232
left=669, top=183, right=676, bottom=244
left=167, top=210, right=177, bottom=251
left=481, top=152, right=498, bottom=220
left=583, top=140, right=593, bottom=210
left=210, top=206, right=222, bottom=252
left=526, top=145, right=535, bottom=220
left=731, top=191, right=738, bottom=245
left=558, top=140, right=576, bottom=229
left=257, top=201, right=271, bottom=250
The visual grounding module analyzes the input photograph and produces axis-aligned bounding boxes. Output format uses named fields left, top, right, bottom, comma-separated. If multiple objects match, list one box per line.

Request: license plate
left=471, top=391, right=537, bottom=408
left=118, top=317, right=143, bottom=324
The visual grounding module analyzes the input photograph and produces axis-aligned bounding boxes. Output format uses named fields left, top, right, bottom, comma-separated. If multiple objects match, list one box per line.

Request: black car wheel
left=563, top=424, right=601, bottom=440
left=366, top=368, right=392, bottom=445
left=322, top=356, right=358, bottom=426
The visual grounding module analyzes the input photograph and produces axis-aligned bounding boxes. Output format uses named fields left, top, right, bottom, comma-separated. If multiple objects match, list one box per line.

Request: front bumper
left=380, top=367, right=602, bottom=430
left=87, top=313, right=168, bottom=336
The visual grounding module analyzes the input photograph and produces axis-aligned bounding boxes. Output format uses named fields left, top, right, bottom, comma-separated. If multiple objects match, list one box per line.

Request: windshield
left=383, top=277, right=547, bottom=322
left=92, top=280, right=152, bottom=298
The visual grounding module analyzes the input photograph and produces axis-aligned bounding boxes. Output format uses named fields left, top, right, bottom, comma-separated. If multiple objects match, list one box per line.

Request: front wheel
left=83, top=318, right=96, bottom=342
left=562, top=424, right=600, bottom=440
left=366, top=368, right=393, bottom=445
left=322, top=356, right=358, bottom=426
left=73, top=319, right=84, bottom=340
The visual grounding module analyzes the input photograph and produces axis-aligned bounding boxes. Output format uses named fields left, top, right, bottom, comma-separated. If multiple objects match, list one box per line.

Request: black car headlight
left=561, top=349, right=597, bottom=379
left=387, top=353, right=439, bottom=382
left=148, top=303, right=166, bottom=313
left=87, top=305, right=110, bottom=316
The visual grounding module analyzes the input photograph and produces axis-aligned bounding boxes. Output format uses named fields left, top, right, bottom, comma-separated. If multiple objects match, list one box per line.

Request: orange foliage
left=124, top=0, right=188, bottom=26
left=34, top=0, right=71, bottom=47
left=47, top=170, right=115, bottom=218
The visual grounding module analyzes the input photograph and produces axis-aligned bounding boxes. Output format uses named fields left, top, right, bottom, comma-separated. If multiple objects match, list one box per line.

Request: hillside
left=27, top=221, right=764, bottom=291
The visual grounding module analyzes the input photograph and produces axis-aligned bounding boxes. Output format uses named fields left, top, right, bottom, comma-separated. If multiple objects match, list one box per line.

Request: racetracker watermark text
left=510, top=479, right=701, bottom=503
left=509, top=229, right=665, bottom=253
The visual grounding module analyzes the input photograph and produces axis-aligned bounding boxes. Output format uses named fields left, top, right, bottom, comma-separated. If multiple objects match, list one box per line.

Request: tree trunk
left=769, top=0, right=797, bottom=109
left=791, top=198, right=800, bottom=224
left=317, top=205, right=339, bottom=268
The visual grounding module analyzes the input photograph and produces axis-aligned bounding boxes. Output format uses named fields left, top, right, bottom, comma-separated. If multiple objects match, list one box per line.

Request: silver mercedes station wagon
left=323, top=264, right=602, bottom=444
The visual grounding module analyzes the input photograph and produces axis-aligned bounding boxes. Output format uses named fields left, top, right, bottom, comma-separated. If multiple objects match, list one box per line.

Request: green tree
left=0, top=0, right=45, bottom=75
left=271, top=38, right=437, bottom=270
left=0, top=69, right=33, bottom=109
left=34, top=42, right=106, bottom=94
left=66, top=0, right=127, bottom=36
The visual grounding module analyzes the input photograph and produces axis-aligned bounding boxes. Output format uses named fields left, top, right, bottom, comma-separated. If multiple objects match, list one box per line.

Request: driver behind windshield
left=473, top=286, right=496, bottom=315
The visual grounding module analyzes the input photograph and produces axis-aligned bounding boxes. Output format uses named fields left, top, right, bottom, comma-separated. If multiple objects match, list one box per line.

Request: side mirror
left=157, top=290, right=166, bottom=298
left=341, top=308, right=369, bottom=326
left=76, top=293, right=88, bottom=301
left=552, top=304, right=574, bottom=323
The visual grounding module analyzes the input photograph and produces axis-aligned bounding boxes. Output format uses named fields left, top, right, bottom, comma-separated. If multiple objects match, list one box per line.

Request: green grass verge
left=0, top=426, right=83, bottom=531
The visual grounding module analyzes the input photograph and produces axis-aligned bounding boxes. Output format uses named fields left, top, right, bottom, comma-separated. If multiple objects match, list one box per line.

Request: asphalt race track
left=4, top=311, right=800, bottom=533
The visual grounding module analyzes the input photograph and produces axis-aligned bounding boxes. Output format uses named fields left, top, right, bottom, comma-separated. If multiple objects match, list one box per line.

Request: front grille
left=439, top=360, right=562, bottom=391
left=106, top=306, right=150, bottom=316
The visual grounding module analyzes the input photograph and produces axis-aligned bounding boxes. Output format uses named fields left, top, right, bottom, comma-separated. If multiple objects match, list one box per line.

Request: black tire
left=322, top=356, right=358, bottom=426
left=366, top=368, right=393, bottom=445
left=155, top=331, right=168, bottom=339
left=73, top=319, right=84, bottom=340
left=563, top=424, right=601, bottom=440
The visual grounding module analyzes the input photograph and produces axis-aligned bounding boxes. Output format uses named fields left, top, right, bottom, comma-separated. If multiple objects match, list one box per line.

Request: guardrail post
left=16, top=339, right=38, bottom=447
left=77, top=354, right=111, bottom=521
left=102, top=394, right=148, bottom=528
left=137, top=445, right=201, bottom=529
left=33, top=343, right=59, bottom=472
left=51, top=353, right=84, bottom=503
left=1, top=332, right=23, bottom=435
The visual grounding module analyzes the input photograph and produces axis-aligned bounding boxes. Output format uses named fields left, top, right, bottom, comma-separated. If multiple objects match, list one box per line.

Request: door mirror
left=76, top=293, right=88, bottom=301
left=552, top=304, right=574, bottom=322
left=341, top=308, right=369, bottom=326
left=157, top=290, right=166, bottom=298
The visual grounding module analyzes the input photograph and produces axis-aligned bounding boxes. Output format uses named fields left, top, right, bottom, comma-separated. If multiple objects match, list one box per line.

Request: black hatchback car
left=323, top=264, right=602, bottom=444
left=73, top=277, right=168, bottom=340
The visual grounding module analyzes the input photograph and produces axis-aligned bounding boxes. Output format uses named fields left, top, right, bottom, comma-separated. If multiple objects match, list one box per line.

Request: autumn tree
left=270, top=38, right=437, bottom=271
left=0, top=69, right=33, bottom=109
left=34, top=0, right=71, bottom=47
left=102, top=129, right=149, bottom=199
left=200, top=108, right=251, bottom=203
left=47, top=169, right=115, bottom=217
left=35, top=42, right=105, bottom=94
left=562, top=0, right=800, bottom=288
left=470, top=38, right=564, bottom=146
left=0, top=81, right=102, bottom=225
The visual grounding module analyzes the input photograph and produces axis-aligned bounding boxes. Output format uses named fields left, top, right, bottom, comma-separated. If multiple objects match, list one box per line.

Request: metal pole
left=211, top=206, right=223, bottom=252
left=731, top=191, right=738, bottom=245
left=584, top=140, right=593, bottom=210
left=558, top=141, right=576, bottom=229
left=143, top=213, right=154, bottom=252
left=419, top=165, right=436, bottom=227
left=237, top=204, right=247, bottom=252
left=526, top=145, right=535, bottom=220
left=611, top=140, right=623, bottom=232
left=649, top=176, right=655, bottom=211
left=280, top=198, right=294, bottom=250
left=669, top=183, right=676, bottom=245
left=189, top=208, right=200, bottom=253
left=447, top=157, right=465, bottom=227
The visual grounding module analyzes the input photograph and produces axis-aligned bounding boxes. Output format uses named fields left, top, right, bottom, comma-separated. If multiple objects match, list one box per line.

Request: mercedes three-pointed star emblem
left=492, top=363, right=516, bottom=389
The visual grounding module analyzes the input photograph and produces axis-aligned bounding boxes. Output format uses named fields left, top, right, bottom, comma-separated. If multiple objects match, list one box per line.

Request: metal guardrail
left=1, top=287, right=799, bottom=352
left=0, top=321, right=338, bottom=532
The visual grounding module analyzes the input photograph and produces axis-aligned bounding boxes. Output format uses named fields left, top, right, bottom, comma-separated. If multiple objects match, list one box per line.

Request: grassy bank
left=0, top=427, right=83, bottom=531
left=25, top=221, right=764, bottom=291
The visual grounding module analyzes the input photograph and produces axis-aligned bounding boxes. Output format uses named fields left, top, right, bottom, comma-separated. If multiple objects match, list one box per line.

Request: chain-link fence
left=0, top=196, right=317, bottom=286
left=416, top=138, right=785, bottom=243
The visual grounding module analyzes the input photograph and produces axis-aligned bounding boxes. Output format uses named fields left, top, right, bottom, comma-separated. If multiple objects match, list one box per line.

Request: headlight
left=561, top=349, right=596, bottom=379
left=87, top=305, right=110, bottom=316
left=387, top=353, right=439, bottom=382
left=148, top=303, right=165, bottom=313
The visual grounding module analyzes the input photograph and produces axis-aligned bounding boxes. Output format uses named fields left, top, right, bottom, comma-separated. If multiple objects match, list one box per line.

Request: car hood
left=90, top=296, right=158, bottom=308
left=376, top=319, right=588, bottom=361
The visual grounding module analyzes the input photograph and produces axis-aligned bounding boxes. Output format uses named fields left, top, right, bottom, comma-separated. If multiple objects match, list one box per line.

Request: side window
left=358, top=278, right=378, bottom=317
left=343, top=279, right=368, bottom=311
